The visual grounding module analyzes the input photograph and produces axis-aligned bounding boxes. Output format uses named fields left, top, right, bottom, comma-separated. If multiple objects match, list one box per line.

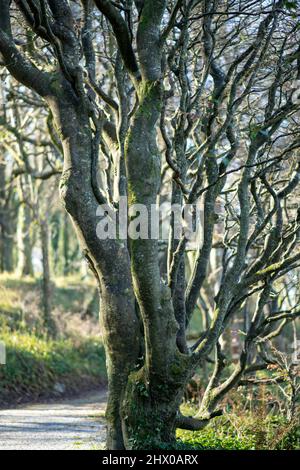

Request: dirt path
left=0, top=390, right=107, bottom=450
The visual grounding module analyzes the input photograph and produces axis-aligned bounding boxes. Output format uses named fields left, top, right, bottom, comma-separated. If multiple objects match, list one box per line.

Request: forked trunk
left=121, top=369, right=187, bottom=450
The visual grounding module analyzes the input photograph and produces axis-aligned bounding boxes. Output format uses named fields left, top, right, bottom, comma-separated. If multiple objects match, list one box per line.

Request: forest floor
left=0, top=389, right=107, bottom=450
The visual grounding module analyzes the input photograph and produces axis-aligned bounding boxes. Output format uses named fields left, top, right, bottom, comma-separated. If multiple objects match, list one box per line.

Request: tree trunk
left=121, top=361, right=191, bottom=449
left=40, top=218, right=55, bottom=336
left=100, top=283, right=141, bottom=450
left=57, top=212, right=70, bottom=275
left=0, top=224, right=14, bottom=272
left=0, top=161, right=15, bottom=272
left=16, top=202, right=34, bottom=277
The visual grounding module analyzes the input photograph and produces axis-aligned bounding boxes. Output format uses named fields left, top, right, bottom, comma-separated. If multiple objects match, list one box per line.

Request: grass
left=176, top=403, right=300, bottom=450
left=0, top=330, right=106, bottom=405
left=0, top=273, right=106, bottom=406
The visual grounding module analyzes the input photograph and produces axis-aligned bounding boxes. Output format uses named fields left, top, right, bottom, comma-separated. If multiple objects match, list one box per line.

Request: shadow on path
left=0, top=390, right=107, bottom=450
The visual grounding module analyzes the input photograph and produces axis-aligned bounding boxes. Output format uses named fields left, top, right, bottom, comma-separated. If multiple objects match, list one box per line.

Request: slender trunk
left=40, top=219, right=55, bottom=336
left=57, top=212, right=70, bottom=275
left=16, top=202, right=34, bottom=276
left=0, top=224, right=14, bottom=272
left=0, top=161, right=15, bottom=272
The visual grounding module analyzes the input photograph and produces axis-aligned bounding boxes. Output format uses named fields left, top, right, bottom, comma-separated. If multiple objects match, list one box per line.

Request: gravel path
left=0, top=390, right=107, bottom=450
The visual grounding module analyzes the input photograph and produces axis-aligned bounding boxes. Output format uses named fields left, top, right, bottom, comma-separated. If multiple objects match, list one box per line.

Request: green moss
left=256, top=262, right=282, bottom=277
left=137, top=1, right=164, bottom=35
left=170, top=353, right=189, bottom=379
left=138, top=80, right=157, bottom=99
left=49, top=73, right=64, bottom=94
left=127, top=181, right=138, bottom=206
left=138, top=12, right=151, bottom=31
left=139, top=81, right=161, bottom=115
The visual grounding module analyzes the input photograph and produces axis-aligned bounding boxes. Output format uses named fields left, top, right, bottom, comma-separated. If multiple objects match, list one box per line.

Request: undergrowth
left=176, top=403, right=300, bottom=450
left=0, top=274, right=106, bottom=406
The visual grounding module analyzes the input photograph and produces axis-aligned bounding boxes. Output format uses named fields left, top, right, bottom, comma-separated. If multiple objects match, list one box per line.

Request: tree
left=1, top=0, right=300, bottom=450
left=0, top=73, right=62, bottom=332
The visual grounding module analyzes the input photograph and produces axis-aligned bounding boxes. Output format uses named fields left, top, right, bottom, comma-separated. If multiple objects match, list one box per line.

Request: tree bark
left=0, top=161, right=15, bottom=273
left=40, top=218, right=56, bottom=336
left=17, top=201, right=34, bottom=277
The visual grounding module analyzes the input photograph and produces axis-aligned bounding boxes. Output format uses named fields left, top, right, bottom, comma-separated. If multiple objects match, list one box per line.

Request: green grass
left=176, top=404, right=300, bottom=450
left=0, top=274, right=106, bottom=406
left=0, top=330, right=106, bottom=405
